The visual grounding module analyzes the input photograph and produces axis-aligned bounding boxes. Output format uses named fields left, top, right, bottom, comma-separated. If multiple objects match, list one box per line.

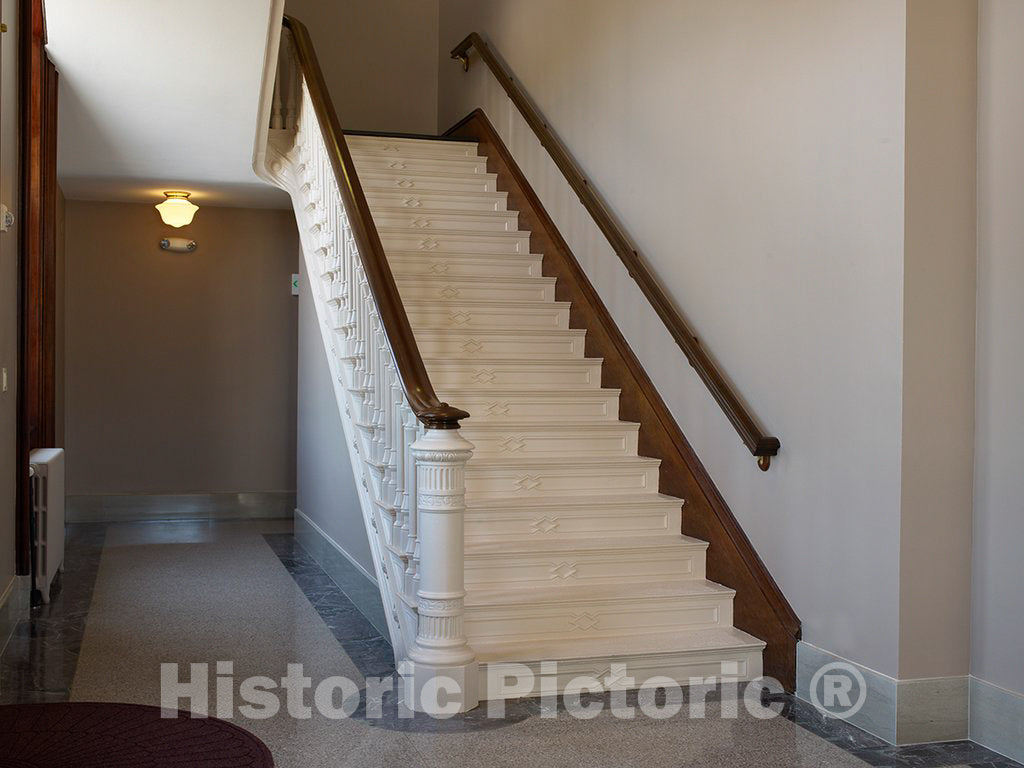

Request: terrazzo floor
left=0, top=518, right=1019, bottom=768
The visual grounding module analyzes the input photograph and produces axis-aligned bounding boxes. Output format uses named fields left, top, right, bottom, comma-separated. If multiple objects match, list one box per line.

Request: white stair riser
left=465, top=547, right=705, bottom=587
left=460, top=426, right=637, bottom=457
left=414, top=330, right=586, bottom=360
left=390, top=253, right=544, bottom=280
left=449, top=392, right=620, bottom=422
left=427, top=361, right=602, bottom=391
left=345, top=136, right=479, bottom=157
left=465, top=462, right=659, bottom=499
left=379, top=230, right=530, bottom=255
left=365, top=190, right=508, bottom=212
left=369, top=210, right=519, bottom=233
left=465, top=593, right=733, bottom=642
left=397, top=278, right=555, bottom=304
left=480, top=651, right=762, bottom=700
left=353, top=154, right=489, bottom=175
left=360, top=170, right=497, bottom=194
left=465, top=503, right=682, bottom=539
left=405, top=302, right=570, bottom=331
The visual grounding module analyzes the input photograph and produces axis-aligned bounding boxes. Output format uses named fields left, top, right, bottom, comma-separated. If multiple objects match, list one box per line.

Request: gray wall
left=285, top=0, right=439, bottom=135
left=973, top=0, right=1024, bottom=697
left=296, top=253, right=373, bottom=573
left=64, top=201, right=298, bottom=495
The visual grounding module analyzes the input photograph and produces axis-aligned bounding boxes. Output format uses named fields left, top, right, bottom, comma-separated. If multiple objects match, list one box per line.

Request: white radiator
left=29, top=448, right=65, bottom=603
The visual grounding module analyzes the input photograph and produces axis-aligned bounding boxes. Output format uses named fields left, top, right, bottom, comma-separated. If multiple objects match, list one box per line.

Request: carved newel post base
left=404, top=428, right=479, bottom=714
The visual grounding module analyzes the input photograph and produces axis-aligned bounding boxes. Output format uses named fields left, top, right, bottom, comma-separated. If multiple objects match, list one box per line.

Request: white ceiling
left=46, top=0, right=288, bottom=209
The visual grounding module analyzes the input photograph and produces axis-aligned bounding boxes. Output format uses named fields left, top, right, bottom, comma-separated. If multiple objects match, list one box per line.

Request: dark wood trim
left=41, top=59, right=58, bottom=445
left=284, top=15, right=467, bottom=430
left=450, top=33, right=780, bottom=471
left=16, top=0, right=57, bottom=574
left=446, top=108, right=800, bottom=688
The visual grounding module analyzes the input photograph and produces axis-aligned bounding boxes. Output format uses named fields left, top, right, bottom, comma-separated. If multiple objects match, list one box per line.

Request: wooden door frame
left=15, top=0, right=57, bottom=575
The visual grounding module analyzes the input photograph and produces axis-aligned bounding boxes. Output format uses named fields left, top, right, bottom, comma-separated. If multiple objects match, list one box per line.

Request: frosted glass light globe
left=155, top=191, right=198, bottom=228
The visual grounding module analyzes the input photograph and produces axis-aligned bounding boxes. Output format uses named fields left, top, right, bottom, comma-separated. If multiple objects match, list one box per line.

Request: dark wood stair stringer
left=445, top=108, right=801, bottom=689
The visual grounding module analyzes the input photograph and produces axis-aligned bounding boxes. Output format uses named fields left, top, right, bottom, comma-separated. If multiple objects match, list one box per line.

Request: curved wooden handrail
left=285, top=16, right=467, bottom=430
left=451, top=33, right=779, bottom=468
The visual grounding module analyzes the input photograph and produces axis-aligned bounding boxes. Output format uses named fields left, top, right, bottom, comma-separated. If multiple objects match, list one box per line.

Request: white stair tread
left=405, top=298, right=570, bottom=309
left=457, top=419, right=637, bottom=430
left=378, top=226, right=528, bottom=239
left=465, top=492, right=683, bottom=510
left=399, top=275, right=555, bottom=289
left=351, top=149, right=484, bottom=163
left=386, top=249, right=540, bottom=260
left=404, top=299, right=572, bottom=323
left=444, top=387, right=614, bottom=396
left=426, top=358, right=602, bottom=368
left=359, top=168, right=497, bottom=182
left=466, top=456, right=659, bottom=470
left=415, top=327, right=585, bottom=339
left=473, top=626, right=765, bottom=663
left=345, top=135, right=477, bottom=151
left=367, top=206, right=514, bottom=219
left=466, top=533, right=708, bottom=555
left=466, top=578, right=735, bottom=608
left=363, top=189, right=508, bottom=202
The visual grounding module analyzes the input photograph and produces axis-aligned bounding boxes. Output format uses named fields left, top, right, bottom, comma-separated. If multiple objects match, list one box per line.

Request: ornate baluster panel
left=259, top=43, right=478, bottom=710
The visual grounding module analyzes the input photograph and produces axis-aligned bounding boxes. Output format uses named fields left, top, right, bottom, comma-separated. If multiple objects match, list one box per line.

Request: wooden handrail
left=285, top=16, right=467, bottom=430
left=451, top=33, right=780, bottom=469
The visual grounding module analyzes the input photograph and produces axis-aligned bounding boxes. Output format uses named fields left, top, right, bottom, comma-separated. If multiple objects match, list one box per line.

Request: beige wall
left=64, top=201, right=298, bottom=495
left=0, top=0, right=20, bottom=593
left=285, top=0, right=439, bottom=134
left=439, top=0, right=908, bottom=676
left=898, top=0, right=977, bottom=680
left=974, top=0, right=1024, bottom=696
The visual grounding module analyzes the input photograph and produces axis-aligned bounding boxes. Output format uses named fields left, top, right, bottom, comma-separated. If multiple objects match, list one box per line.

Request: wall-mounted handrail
left=285, top=15, right=468, bottom=430
left=451, top=33, right=779, bottom=469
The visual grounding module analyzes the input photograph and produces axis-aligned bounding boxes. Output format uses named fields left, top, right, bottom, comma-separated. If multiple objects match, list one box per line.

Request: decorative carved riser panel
left=465, top=592, right=733, bottom=642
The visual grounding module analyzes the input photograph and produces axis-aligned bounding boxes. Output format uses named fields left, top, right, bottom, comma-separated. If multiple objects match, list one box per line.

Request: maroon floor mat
left=0, top=702, right=274, bottom=767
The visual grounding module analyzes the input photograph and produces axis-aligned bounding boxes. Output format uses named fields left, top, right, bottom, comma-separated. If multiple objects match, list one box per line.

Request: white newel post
left=405, top=427, right=479, bottom=714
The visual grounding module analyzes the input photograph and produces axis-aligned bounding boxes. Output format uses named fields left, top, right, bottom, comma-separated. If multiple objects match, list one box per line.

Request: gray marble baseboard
left=293, top=509, right=388, bottom=638
left=897, top=676, right=969, bottom=744
left=797, top=641, right=900, bottom=743
left=796, top=642, right=968, bottom=745
left=970, top=676, right=1024, bottom=764
left=0, top=576, right=30, bottom=656
left=67, top=492, right=296, bottom=523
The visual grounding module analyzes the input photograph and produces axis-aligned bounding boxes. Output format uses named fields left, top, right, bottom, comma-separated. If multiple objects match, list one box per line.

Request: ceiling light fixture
left=155, top=191, right=199, bottom=228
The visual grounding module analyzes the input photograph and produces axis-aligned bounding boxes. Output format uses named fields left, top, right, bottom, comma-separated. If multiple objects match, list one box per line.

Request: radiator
left=29, top=448, right=65, bottom=603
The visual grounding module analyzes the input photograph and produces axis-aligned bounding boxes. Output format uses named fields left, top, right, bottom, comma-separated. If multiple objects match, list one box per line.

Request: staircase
left=345, top=133, right=765, bottom=695
left=257, top=17, right=792, bottom=712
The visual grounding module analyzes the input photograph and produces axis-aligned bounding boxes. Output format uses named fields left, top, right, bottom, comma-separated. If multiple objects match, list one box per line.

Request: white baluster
left=402, top=409, right=418, bottom=596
